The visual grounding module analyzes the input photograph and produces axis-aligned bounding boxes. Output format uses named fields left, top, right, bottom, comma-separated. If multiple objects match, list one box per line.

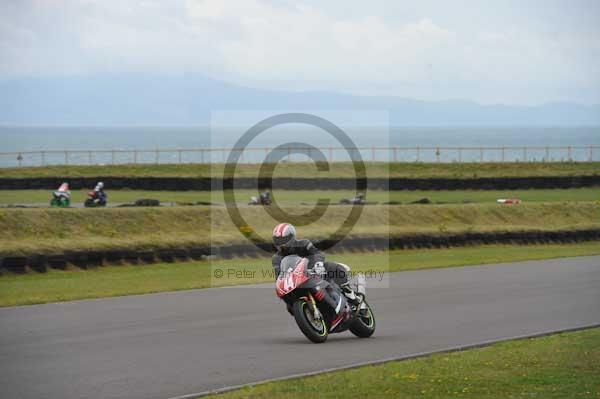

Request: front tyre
left=349, top=300, right=376, bottom=338
left=293, top=299, right=328, bottom=343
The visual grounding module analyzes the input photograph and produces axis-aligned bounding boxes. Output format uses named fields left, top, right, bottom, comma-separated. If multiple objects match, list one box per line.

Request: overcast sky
left=1, top=0, right=599, bottom=105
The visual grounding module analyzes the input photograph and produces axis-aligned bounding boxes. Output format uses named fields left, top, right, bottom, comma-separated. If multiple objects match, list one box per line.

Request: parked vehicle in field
left=50, top=182, right=71, bottom=208
left=275, top=255, right=375, bottom=343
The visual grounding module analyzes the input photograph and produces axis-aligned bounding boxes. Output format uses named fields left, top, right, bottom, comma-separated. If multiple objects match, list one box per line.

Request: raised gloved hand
left=311, top=261, right=326, bottom=276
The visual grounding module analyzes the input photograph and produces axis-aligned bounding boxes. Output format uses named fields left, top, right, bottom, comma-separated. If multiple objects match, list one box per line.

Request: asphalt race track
left=1, top=256, right=599, bottom=399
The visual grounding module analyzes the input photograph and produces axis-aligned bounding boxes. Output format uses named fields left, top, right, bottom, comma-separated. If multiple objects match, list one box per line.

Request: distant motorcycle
left=84, top=190, right=107, bottom=207
left=249, top=191, right=272, bottom=206
left=276, top=255, right=376, bottom=343
left=50, top=182, right=71, bottom=208
left=339, top=193, right=365, bottom=205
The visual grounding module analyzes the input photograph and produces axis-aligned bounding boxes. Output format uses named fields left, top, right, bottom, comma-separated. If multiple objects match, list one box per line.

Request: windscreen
left=280, top=255, right=303, bottom=273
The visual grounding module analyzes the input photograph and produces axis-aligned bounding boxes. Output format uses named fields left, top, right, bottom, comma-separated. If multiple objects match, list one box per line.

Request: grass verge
left=208, top=327, right=600, bottom=399
left=1, top=161, right=599, bottom=178
left=1, top=188, right=599, bottom=205
left=1, top=242, right=599, bottom=307
left=0, top=203, right=599, bottom=256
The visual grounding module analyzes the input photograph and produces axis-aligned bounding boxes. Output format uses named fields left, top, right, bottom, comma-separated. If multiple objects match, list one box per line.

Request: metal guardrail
left=1, top=146, right=599, bottom=167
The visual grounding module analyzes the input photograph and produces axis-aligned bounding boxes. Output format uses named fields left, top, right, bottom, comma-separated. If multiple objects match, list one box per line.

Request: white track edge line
left=166, top=322, right=600, bottom=399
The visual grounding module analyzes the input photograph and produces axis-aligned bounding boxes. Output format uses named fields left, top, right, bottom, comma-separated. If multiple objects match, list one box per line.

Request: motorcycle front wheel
left=349, top=300, right=376, bottom=338
left=293, top=299, right=328, bottom=343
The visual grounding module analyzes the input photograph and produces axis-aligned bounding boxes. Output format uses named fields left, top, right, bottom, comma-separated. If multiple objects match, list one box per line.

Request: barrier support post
left=568, top=146, right=572, bottom=161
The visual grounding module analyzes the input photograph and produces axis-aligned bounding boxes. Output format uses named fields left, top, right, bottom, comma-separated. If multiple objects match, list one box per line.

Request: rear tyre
left=293, top=300, right=328, bottom=343
left=349, top=300, right=376, bottom=338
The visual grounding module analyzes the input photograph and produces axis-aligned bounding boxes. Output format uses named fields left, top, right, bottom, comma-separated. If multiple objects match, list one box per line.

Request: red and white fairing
left=276, top=258, right=310, bottom=298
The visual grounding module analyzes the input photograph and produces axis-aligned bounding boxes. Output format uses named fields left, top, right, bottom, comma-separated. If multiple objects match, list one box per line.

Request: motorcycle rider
left=51, top=182, right=71, bottom=207
left=53, top=182, right=71, bottom=200
left=352, top=192, right=365, bottom=205
left=259, top=190, right=271, bottom=205
left=93, top=181, right=107, bottom=205
left=272, top=223, right=361, bottom=311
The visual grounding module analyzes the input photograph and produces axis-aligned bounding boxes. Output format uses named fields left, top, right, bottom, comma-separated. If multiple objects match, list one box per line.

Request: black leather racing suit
left=272, top=238, right=350, bottom=287
left=94, top=189, right=107, bottom=204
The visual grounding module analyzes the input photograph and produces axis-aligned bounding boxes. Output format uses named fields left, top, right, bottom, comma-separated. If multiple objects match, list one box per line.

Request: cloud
left=0, top=0, right=598, bottom=104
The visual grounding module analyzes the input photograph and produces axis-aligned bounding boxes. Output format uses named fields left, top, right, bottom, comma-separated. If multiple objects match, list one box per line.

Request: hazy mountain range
left=1, top=75, right=598, bottom=126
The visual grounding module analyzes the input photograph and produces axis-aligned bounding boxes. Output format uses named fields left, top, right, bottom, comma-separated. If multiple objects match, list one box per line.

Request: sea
left=0, top=126, right=598, bottom=166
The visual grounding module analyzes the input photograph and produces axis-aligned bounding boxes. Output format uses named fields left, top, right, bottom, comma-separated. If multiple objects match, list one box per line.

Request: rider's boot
left=341, top=281, right=368, bottom=311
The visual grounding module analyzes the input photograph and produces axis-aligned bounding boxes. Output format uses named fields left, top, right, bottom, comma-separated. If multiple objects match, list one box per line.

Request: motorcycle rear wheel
left=349, top=300, right=376, bottom=338
left=293, top=300, right=328, bottom=343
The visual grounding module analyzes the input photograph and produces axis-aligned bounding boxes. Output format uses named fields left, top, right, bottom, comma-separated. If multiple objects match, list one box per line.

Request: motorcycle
left=248, top=191, right=272, bottom=206
left=276, top=255, right=376, bottom=343
left=84, top=191, right=107, bottom=207
left=339, top=193, right=365, bottom=205
left=50, top=183, right=71, bottom=208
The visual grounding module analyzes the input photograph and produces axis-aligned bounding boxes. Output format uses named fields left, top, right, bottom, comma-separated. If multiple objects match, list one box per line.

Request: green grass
left=1, top=187, right=599, bottom=205
left=210, top=327, right=600, bottom=399
left=1, top=161, right=599, bottom=178
left=1, top=242, right=599, bottom=306
left=0, top=203, right=599, bottom=256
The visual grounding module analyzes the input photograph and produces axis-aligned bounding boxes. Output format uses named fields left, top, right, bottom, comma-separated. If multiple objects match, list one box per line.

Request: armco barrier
left=1, top=175, right=599, bottom=191
left=1, top=229, right=599, bottom=273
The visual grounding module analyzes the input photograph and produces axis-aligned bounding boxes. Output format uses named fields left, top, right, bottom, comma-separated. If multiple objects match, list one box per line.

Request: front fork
left=305, top=293, right=322, bottom=321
